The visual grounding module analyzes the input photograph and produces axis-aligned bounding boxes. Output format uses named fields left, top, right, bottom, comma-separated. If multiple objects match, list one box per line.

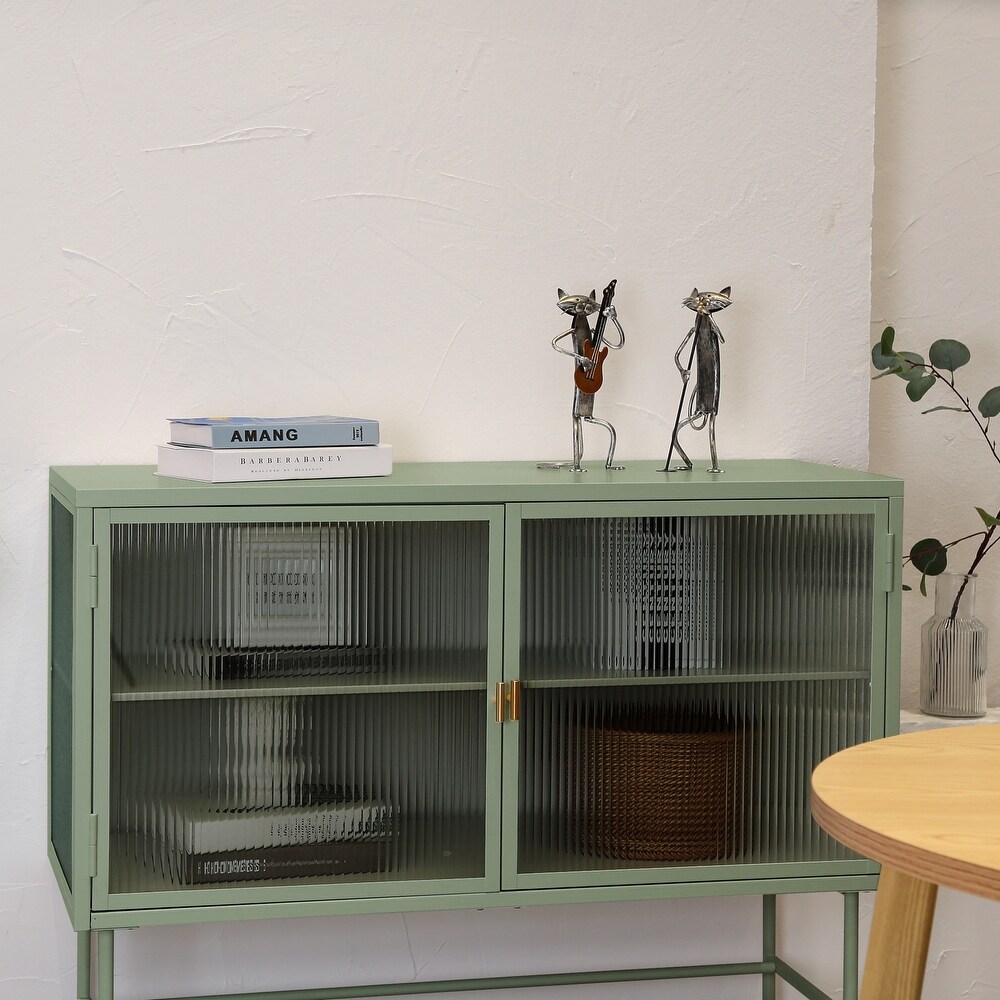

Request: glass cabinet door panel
left=517, top=678, right=870, bottom=877
left=514, top=506, right=880, bottom=883
left=110, top=518, right=490, bottom=693
left=102, top=511, right=499, bottom=897
left=520, top=511, right=875, bottom=681
left=109, top=690, right=487, bottom=892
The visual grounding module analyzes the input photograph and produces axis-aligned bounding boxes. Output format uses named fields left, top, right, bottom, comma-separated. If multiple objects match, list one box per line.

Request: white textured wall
left=871, top=1, right=1000, bottom=995
left=2, top=3, right=877, bottom=998
left=872, top=0, right=1000, bottom=713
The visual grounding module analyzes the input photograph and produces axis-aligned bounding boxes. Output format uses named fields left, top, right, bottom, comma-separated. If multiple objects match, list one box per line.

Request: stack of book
left=156, top=415, right=392, bottom=483
left=155, top=792, right=394, bottom=884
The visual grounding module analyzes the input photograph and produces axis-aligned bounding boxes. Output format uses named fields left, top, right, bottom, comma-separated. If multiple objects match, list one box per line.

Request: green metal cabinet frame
left=48, top=460, right=903, bottom=1000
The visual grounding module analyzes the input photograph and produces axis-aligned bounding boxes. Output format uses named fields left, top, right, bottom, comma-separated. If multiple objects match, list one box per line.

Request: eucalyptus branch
left=902, top=531, right=987, bottom=566
left=873, top=327, right=1000, bottom=616
left=966, top=523, right=997, bottom=576
left=901, top=357, right=1000, bottom=467
left=949, top=520, right=998, bottom=620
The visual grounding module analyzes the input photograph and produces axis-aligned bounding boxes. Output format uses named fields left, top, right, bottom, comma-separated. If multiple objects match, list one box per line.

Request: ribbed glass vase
left=920, top=572, right=988, bottom=718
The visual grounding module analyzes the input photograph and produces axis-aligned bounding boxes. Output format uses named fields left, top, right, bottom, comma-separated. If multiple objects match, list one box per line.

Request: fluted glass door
left=506, top=501, right=884, bottom=889
left=94, top=505, right=503, bottom=906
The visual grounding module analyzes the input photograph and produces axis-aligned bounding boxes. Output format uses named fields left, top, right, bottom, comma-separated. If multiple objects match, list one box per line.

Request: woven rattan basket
left=577, top=720, right=743, bottom=862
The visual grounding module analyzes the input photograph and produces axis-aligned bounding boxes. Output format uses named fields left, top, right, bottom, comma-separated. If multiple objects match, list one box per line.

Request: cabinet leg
left=77, top=931, right=91, bottom=999
left=96, top=929, right=114, bottom=1000
left=842, top=891, right=860, bottom=1000
left=762, top=894, right=777, bottom=1000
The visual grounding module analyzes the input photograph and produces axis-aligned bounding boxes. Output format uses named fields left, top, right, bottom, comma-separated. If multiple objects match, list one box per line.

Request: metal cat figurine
left=538, top=280, right=626, bottom=473
left=662, top=286, right=731, bottom=474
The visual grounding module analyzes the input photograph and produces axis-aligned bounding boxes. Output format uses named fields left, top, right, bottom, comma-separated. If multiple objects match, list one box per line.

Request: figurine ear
left=557, top=288, right=566, bottom=299
left=720, top=286, right=731, bottom=297
left=590, top=290, right=596, bottom=300
left=691, top=288, right=699, bottom=296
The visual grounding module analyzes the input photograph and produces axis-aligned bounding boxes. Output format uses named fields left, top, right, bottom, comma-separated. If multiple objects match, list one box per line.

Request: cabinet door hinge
left=88, top=814, right=98, bottom=877
left=884, top=533, right=897, bottom=592
left=88, top=545, right=99, bottom=608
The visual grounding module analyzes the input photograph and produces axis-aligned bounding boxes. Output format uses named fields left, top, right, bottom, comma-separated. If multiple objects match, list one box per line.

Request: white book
left=163, top=800, right=392, bottom=856
left=156, top=443, right=392, bottom=483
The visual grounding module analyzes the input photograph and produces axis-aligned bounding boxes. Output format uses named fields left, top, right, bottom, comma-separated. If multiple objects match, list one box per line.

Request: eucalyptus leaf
left=902, top=584, right=912, bottom=592
left=979, top=386, right=1000, bottom=418
left=910, top=537, right=948, bottom=576
left=880, top=326, right=896, bottom=354
left=928, top=339, right=971, bottom=372
left=906, top=374, right=936, bottom=402
left=871, top=342, right=900, bottom=372
left=893, top=352, right=926, bottom=382
left=921, top=405, right=966, bottom=414
left=919, top=575, right=928, bottom=597
left=975, top=507, right=1000, bottom=528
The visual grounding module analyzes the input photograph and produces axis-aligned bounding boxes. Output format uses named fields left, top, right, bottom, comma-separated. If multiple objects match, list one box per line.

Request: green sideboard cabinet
left=48, top=460, right=902, bottom=1000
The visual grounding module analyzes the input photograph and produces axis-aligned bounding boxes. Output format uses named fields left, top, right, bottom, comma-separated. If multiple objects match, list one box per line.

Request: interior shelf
left=112, top=647, right=489, bottom=701
left=112, top=677, right=489, bottom=702
left=516, top=840, right=864, bottom=877
left=524, top=670, right=871, bottom=689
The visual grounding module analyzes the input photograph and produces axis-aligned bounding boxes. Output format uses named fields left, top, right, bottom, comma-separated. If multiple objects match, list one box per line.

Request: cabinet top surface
left=50, top=460, right=902, bottom=508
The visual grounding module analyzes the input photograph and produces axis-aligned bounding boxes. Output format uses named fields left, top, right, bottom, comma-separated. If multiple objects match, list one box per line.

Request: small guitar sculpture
left=574, top=279, right=617, bottom=393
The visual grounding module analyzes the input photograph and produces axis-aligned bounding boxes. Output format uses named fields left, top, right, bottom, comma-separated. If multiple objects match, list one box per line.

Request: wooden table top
left=812, top=724, right=1000, bottom=901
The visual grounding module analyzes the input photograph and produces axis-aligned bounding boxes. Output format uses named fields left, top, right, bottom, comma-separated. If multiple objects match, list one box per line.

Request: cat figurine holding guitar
left=538, top=279, right=626, bottom=473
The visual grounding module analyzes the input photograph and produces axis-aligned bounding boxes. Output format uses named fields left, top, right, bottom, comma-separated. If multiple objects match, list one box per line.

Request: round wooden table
left=812, top=724, right=1000, bottom=1000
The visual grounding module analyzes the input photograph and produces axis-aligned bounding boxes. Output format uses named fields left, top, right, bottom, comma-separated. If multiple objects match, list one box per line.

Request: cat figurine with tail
left=664, top=286, right=731, bottom=474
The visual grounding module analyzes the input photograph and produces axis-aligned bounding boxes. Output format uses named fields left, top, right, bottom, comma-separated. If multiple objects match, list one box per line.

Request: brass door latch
left=491, top=680, right=522, bottom=723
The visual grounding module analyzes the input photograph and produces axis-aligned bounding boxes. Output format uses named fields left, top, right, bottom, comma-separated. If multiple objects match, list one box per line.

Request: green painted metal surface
left=50, top=459, right=902, bottom=509
left=762, top=895, right=777, bottom=1000
left=885, top=496, right=905, bottom=735
left=842, top=891, right=861, bottom=1000
left=483, top=509, right=506, bottom=894
left=774, top=958, right=836, bottom=1000
left=90, top=510, right=113, bottom=916
left=77, top=931, right=91, bottom=1000
left=116, top=961, right=780, bottom=1000
left=508, top=859, right=878, bottom=893
left=49, top=496, right=76, bottom=884
left=516, top=496, right=888, bottom=519
left=97, top=929, right=113, bottom=999
left=89, top=873, right=880, bottom=929
left=47, top=494, right=98, bottom=932
left=500, top=504, right=522, bottom=892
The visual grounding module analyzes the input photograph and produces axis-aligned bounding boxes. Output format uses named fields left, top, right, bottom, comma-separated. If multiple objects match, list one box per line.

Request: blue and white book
left=169, top=415, right=380, bottom=449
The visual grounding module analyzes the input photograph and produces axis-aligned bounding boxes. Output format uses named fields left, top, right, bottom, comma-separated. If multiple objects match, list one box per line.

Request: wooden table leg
left=861, top=866, right=938, bottom=1000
